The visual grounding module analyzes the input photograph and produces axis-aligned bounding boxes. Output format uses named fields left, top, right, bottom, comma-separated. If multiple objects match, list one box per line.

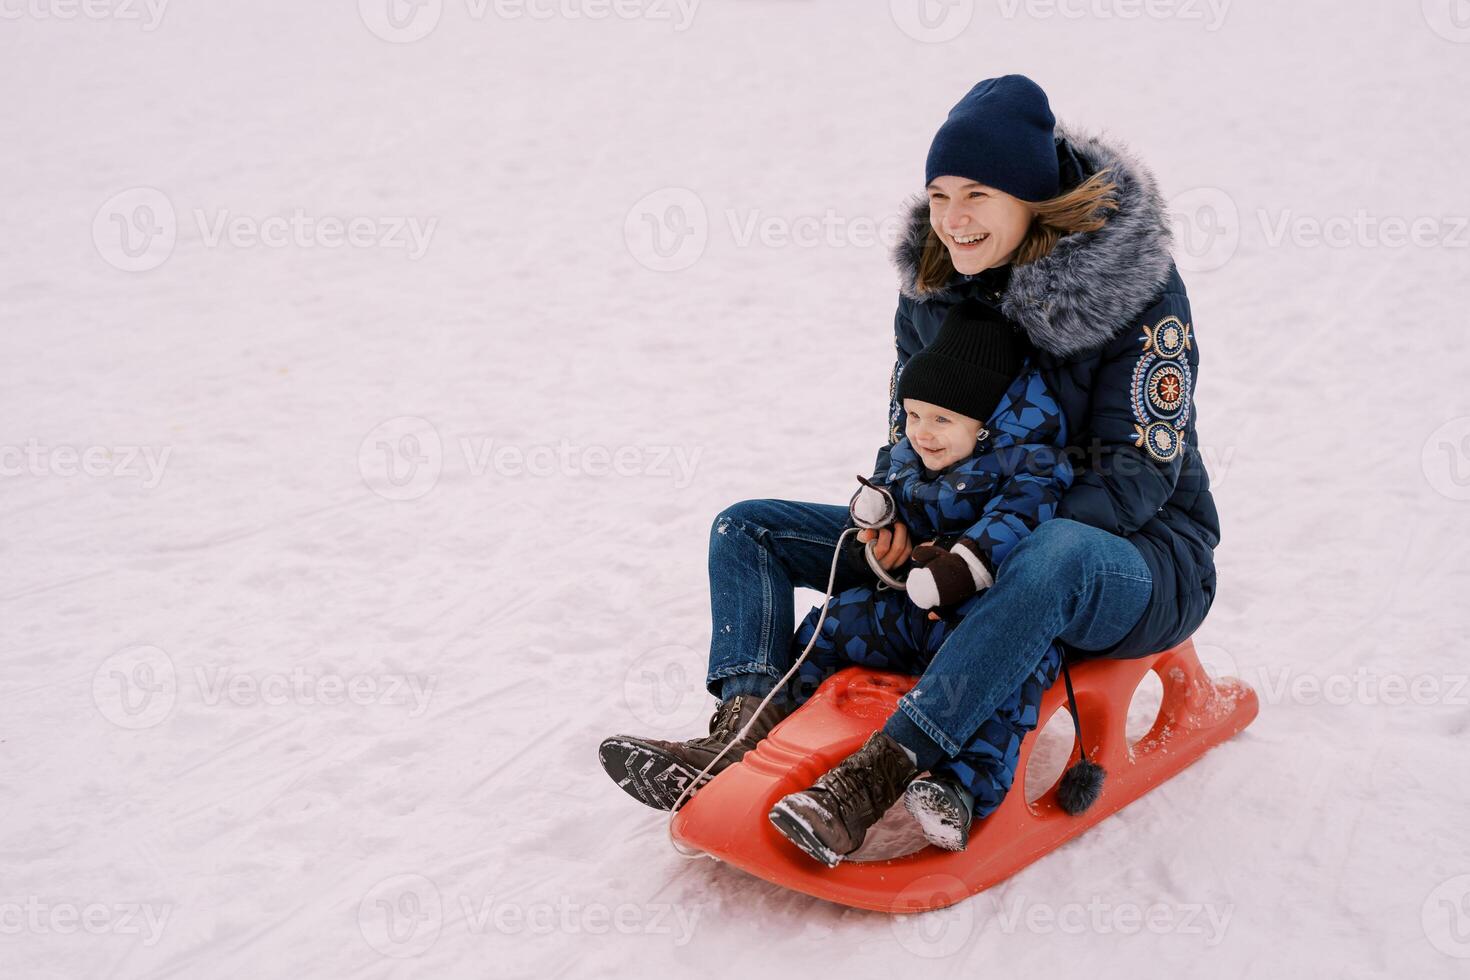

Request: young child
left=767, top=299, right=1073, bottom=866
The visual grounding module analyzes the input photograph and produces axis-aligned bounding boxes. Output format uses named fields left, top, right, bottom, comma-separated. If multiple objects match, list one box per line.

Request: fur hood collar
left=892, top=121, right=1176, bottom=357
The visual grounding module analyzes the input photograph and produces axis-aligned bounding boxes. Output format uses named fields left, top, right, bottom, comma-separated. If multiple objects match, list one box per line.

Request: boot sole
left=903, top=782, right=970, bottom=852
left=767, top=799, right=843, bottom=868
left=598, top=737, right=712, bottom=811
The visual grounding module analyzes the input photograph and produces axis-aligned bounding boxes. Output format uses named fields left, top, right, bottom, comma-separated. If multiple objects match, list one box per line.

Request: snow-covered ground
left=3, top=1, right=1468, bottom=977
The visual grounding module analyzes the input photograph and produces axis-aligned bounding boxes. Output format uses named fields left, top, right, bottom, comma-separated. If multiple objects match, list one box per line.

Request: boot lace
left=816, top=735, right=913, bottom=821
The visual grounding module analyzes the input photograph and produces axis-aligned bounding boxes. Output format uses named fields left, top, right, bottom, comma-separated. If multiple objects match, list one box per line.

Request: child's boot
left=767, top=731, right=918, bottom=867
left=903, top=773, right=976, bottom=851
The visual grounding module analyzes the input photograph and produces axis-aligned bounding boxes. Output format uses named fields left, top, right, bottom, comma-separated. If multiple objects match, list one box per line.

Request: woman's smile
left=947, top=230, right=990, bottom=253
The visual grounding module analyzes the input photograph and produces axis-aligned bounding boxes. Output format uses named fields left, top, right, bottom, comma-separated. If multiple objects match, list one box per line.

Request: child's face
left=903, top=399, right=984, bottom=470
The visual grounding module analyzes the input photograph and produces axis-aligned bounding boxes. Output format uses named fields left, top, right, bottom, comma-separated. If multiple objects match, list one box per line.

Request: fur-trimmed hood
left=892, top=121, right=1175, bottom=358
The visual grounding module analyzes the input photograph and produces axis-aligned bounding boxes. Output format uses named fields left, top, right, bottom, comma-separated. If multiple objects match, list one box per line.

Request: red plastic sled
left=670, top=638, right=1257, bottom=913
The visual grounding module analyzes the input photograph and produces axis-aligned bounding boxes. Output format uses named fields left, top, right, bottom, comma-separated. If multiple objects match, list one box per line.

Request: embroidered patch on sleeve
left=888, top=353, right=904, bottom=446
left=1130, top=316, right=1192, bottom=462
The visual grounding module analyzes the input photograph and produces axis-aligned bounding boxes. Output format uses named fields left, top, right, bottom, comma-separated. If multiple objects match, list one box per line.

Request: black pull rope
left=1060, top=658, right=1088, bottom=762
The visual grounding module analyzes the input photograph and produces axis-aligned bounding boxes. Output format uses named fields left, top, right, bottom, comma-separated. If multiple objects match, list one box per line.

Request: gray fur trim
left=891, top=121, right=1176, bottom=357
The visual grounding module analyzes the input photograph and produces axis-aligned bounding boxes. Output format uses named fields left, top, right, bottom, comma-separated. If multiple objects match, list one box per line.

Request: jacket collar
left=891, top=121, right=1176, bottom=357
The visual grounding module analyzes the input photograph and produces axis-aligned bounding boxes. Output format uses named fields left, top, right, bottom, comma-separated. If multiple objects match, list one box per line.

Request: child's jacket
left=877, top=364, right=1073, bottom=580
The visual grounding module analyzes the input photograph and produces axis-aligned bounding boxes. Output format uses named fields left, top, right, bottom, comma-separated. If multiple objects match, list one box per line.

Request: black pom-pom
left=1056, top=758, right=1106, bottom=815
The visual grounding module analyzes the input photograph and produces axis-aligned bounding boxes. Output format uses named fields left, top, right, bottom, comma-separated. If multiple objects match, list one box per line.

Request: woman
left=599, top=75, right=1220, bottom=865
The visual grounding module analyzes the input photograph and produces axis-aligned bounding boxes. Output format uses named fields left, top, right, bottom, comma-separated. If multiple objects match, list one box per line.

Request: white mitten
left=851, top=485, right=893, bottom=527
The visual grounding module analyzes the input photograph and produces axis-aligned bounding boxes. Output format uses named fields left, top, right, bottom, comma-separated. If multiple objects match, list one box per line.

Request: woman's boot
left=598, top=694, right=793, bottom=810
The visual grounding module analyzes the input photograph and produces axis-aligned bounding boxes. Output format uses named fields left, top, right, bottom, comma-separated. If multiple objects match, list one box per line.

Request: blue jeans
left=706, top=499, right=1153, bottom=766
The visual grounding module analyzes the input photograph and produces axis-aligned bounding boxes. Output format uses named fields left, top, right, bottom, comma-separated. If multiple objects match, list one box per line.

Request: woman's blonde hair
left=913, top=170, right=1121, bottom=295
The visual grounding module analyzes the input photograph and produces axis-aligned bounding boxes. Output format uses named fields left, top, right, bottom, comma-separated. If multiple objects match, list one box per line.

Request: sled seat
left=669, top=638, right=1258, bottom=913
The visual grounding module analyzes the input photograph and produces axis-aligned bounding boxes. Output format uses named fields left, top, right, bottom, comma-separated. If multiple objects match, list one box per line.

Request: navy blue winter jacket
left=874, top=124, right=1221, bottom=659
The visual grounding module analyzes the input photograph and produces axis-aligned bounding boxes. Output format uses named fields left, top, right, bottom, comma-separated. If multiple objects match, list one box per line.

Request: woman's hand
left=858, top=522, right=912, bottom=571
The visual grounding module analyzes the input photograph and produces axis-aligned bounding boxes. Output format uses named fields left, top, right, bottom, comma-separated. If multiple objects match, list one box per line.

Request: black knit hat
left=897, top=300, right=1026, bottom=424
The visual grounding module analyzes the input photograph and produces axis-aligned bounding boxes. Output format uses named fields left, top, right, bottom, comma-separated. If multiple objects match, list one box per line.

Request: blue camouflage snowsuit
left=791, top=366, right=1072, bottom=818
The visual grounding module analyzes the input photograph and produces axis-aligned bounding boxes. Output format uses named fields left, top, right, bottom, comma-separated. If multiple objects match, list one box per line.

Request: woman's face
left=927, top=176, right=1034, bottom=274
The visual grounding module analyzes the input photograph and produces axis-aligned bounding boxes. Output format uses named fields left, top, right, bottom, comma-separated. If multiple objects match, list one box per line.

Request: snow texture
left=2, top=2, right=1469, bottom=978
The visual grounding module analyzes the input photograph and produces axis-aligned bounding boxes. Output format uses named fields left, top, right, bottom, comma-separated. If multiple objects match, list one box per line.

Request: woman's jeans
left=706, top=499, right=1153, bottom=766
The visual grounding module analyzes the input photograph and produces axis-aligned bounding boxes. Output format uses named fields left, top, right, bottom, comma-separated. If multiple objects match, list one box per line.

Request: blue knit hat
left=925, top=74, right=1060, bottom=203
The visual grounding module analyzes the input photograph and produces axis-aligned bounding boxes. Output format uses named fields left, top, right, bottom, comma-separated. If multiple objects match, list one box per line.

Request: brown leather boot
left=767, top=731, right=918, bottom=867
left=599, top=694, right=794, bottom=811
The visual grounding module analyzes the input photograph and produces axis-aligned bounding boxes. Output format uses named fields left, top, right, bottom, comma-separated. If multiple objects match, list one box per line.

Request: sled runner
left=669, top=638, right=1257, bottom=913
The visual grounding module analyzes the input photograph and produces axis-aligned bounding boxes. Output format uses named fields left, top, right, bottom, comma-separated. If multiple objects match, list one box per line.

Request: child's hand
left=906, top=544, right=981, bottom=611
left=857, top=523, right=912, bottom=571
